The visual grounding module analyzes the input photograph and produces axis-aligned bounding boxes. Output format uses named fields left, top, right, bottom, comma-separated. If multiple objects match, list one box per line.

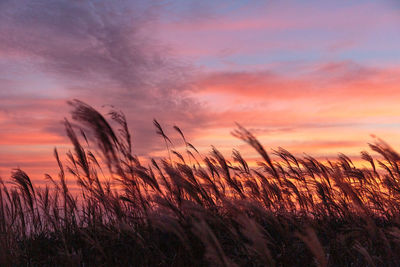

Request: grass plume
left=1, top=100, right=400, bottom=266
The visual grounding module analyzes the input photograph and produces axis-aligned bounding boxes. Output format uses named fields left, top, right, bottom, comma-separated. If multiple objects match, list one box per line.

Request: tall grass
left=1, top=99, right=400, bottom=266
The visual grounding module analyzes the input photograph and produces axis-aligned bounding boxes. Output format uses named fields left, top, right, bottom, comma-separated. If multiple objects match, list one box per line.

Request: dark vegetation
left=2, top=100, right=400, bottom=266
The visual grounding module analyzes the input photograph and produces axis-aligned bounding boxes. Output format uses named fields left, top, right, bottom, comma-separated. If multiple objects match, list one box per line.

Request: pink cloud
left=194, top=62, right=400, bottom=102
left=158, top=1, right=400, bottom=59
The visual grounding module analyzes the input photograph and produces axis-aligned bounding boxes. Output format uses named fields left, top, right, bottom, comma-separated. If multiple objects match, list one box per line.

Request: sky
left=1, top=0, right=400, bottom=184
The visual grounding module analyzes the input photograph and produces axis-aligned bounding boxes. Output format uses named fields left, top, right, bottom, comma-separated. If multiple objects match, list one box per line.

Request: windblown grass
left=2, top=100, right=400, bottom=266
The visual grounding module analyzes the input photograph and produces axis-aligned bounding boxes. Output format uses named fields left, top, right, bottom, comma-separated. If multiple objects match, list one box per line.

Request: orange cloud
left=0, top=132, right=66, bottom=145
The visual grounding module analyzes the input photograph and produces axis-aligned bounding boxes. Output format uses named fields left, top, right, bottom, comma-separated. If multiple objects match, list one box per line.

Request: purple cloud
left=0, top=0, right=207, bottom=157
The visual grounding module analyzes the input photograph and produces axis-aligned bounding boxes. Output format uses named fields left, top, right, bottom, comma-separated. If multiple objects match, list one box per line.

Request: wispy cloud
left=0, top=0, right=210, bottom=179
left=0, top=0, right=208, bottom=156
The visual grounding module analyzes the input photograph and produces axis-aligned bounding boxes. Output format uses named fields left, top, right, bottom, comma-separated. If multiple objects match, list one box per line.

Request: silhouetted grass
left=2, top=100, right=400, bottom=266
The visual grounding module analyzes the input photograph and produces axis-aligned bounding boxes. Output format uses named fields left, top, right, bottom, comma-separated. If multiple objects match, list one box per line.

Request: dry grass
left=1, top=100, right=400, bottom=266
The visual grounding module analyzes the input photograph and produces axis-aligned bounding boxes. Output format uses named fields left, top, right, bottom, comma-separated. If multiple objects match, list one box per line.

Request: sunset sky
left=1, top=0, right=400, bottom=184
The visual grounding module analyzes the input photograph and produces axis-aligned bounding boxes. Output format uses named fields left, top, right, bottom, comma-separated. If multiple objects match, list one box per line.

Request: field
left=2, top=100, right=400, bottom=266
